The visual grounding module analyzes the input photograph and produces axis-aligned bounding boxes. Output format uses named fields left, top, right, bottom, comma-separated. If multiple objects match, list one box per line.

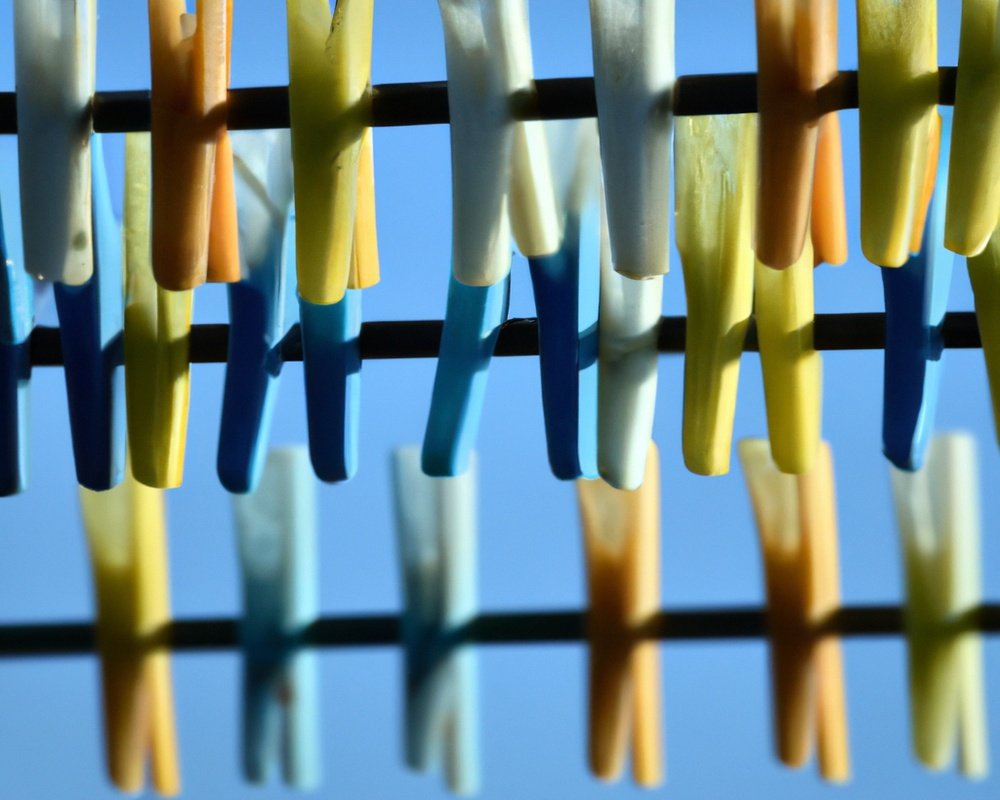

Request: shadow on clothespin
left=576, top=441, right=664, bottom=787
left=78, top=462, right=181, bottom=796
left=888, top=433, right=989, bottom=778
left=233, top=447, right=321, bottom=789
left=738, top=439, right=850, bottom=783
left=392, top=446, right=480, bottom=795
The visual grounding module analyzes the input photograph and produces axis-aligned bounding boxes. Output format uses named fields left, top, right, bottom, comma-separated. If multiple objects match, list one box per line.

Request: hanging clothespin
left=888, top=433, right=989, bottom=777
left=233, top=447, right=321, bottom=789
left=738, top=438, right=850, bottom=783
left=78, top=463, right=182, bottom=796
left=576, top=441, right=664, bottom=787
left=148, top=0, right=238, bottom=290
left=675, top=113, right=757, bottom=476
left=587, top=0, right=674, bottom=279
left=392, top=446, right=480, bottom=795
left=123, top=133, right=194, bottom=489
left=882, top=110, right=953, bottom=471
left=856, top=0, right=938, bottom=267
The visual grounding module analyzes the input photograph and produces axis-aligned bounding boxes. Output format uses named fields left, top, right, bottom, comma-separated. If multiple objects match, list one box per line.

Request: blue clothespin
left=53, top=134, right=125, bottom=491
left=233, top=446, right=321, bottom=789
left=881, top=110, right=954, bottom=471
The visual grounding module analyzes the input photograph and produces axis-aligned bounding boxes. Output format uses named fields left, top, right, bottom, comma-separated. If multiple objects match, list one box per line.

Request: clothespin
left=78, top=463, right=182, bottom=796
left=392, top=446, right=480, bottom=795
left=286, top=0, right=375, bottom=304
left=888, top=433, right=989, bottom=777
left=882, top=110, right=953, bottom=472
left=856, top=0, right=938, bottom=267
left=218, top=131, right=297, bottom=494
left=123, top=133, right=194, bottom=489
left=13, top=0, right=96, bottom=285
left=587, top=0, right=674, bottom=279
left=52, top=135, right=126, bottom=491
left=576, top=441, right=664, bottom=787
left=233, top=447, right=321, bottom=789
left=675, top=113, right=757, bottom=476
left=738, top=439, right=850, bottom=782
left=148, top=0, right=238, bottom=290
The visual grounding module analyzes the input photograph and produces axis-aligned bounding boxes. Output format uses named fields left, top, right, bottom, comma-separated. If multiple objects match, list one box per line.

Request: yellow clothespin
left=738, top=439, right=850, bottom=783
left=967, top=223, right=1000, bottom=445
left=349, top=127, right=381, bottom=290
left=576, top=441, right=664, bottom=787
left=124, top=133, right=193, bottom=489
left=79, top=463, right=181, bottom=796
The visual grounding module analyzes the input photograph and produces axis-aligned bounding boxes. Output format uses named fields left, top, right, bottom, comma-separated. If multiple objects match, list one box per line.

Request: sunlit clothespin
left=856, top=0, right=938, bottom=267
left=576, top=441, right=664, bottom=786
left=148, top=0, right=238, bottom=290
left=392, top=446, right=480, bottom=795
left=123, top=133, right=194, bottom=489
left=233, top=447, right=321, bottom=789
left=882, top=110, right=953, bottom=472
left=738, top=439, right=850, bottom=782
left=675, top=114, right=756, bottom=476
left=79, top=464, right=182, bottom=796
left=888, top=433, right=989, bottom=777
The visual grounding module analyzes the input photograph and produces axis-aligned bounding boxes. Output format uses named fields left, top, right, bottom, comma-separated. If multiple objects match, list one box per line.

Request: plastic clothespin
left=738, top=439, right=850, bottom=783
left=881, top=110, right=953, bottom=472
left=53, top=135, right=126, bottom=492
left=675, top=113, right=757, bottom=476
left=576, top=441, right=664, bottom=787
left=888, top=434, right=989, bottom=777
left=13, top=0, right=96, bottom=286
left=218, top=131, right=297, bottom=494
left=856, top=0, right=938, bottom=267
left=587, top=0, right=674, bottom=280
left=392, top=446, right=480, bottom=795
left=286, top=0, right=375, bottom=304
left=233, top=447, right=321, bottom=789
left=148, top=0, right=237, bottom=290
left=123, top=133, right=194, bottom=489
left=967, top=220, right=1000, bottom=446
left=79, top=463, right=182, bottom=796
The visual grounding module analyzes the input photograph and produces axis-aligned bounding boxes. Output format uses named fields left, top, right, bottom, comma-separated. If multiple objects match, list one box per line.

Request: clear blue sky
left=1, top=0, right=999, bottom=797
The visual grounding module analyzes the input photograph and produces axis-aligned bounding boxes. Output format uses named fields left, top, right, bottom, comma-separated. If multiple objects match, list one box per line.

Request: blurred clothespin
left=148, top=0, right=238, bottom=290
left=392, top=446, right=480, bottom=795
left=739, top=439, right=850, bottom=783
left=123, top=133, right=194, bottom=489
left=675, top=114, right=757, bottom=476
left=79, top=464, right=181, bottom=796
left=888, top=434, right=989, bottom=777
left=576, top=441, right=664, bottom=787
left=233, top=447, right=321, bottom=789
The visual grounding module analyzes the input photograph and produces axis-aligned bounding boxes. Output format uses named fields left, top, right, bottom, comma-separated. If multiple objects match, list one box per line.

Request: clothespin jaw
left=123, top=133, right=194, bottom=489
left=888, top=434, right=989, bottom=777
left=233, top=447, right=321, bottom=789
left=738, top=439, right=850, bottom=783
left=675, top=113, right=757, bottom=476
left=392, top=446, right=480, bottom=796
left=348, top=128, right=381, bottom=290
left=576, top=441, right=664, bottom=787
left=79, top=464, right=181, bottom=796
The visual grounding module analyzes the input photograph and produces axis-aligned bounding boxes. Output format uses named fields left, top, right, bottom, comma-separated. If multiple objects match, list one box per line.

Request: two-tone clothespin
left=888, top=433, right=989, bottom=777
left=233, top=447, right=321, bottom=789
left=78, top=464, right=182, bottom=796
left=123, top=133, right=194, bottom=489
left=587, top=0, right=674, bottom=279
left=675, top=113, right=757, bottom=476
left=576, top=441, right=664, bottom=786
left=392, top=446, right=480, bottom=795
left=881, top=110, right=953, bottom=471
left=738, top=438, right=850, bottom=782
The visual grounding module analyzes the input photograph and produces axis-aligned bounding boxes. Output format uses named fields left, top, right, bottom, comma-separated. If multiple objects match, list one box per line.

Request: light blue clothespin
left=392, top=446, right=480, bottom=795
left=53, top=135, right=125, bottom=491
left=233, top=446, right=321, bottom=790
left=881, top=110, right=954, bottom=472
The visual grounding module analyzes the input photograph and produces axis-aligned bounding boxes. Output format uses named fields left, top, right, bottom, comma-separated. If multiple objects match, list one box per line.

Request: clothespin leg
left=968, top=227, right=1000, bottom=445
left=0, top=343, right=30, bottom=496
left=243, top=658, right=283, bottom=784
left=282, top=650, right=322, bottom=789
